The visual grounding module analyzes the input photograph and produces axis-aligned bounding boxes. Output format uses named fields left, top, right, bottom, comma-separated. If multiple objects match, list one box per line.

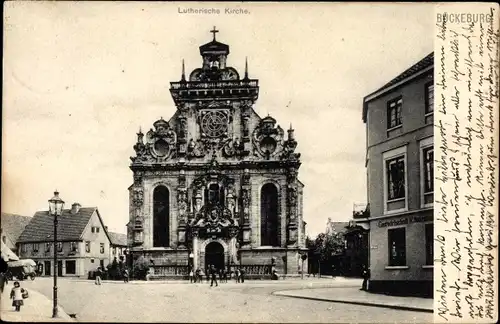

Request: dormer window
left=91, top=226, right=100, bottom=233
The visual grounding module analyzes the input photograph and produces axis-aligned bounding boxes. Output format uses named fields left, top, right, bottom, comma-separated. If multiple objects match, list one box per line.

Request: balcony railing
left=352, top=203, right=370, bottom=218
left=170, top=79, right=259, bottom=90
left=229, top=264, right=273, bottom=279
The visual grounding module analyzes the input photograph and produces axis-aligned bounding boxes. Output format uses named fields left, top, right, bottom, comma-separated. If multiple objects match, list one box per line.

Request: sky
left=2, top=2, right=434, bottom=237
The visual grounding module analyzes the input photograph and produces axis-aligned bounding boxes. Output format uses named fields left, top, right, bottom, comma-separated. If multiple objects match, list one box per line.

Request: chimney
left=71, top=203, right=81, bottom=214
left=104, top=226, right=108, bottom=231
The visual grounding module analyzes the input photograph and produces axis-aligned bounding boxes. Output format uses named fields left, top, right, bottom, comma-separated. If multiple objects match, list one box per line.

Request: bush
left=133, top=256, right=150, bottom=280
left=106, top=257, right=123, bottom=280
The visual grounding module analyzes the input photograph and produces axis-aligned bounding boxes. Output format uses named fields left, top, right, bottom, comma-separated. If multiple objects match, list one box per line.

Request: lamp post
left=48, top=191, right=64, bottom=318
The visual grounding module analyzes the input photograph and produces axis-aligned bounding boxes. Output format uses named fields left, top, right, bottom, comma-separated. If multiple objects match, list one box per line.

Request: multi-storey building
left=128, top=29, right=307, bottom=278
left=17, top=202, right=117, bottom=277
left=362, top=52, right=434, bottom=297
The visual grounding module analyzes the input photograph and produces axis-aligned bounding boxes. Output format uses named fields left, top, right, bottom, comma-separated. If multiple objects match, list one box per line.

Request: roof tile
left=1, top=213, right=33, bottom=243
left=17, top=208, right=96, bottom=242
left=108, top=232, right=127, bottom=246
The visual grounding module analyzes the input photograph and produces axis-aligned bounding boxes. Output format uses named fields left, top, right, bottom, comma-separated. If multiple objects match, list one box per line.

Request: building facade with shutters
left=17, top=203, right=120, bottom=278
left=362, top=52, right=434, bottom=297
left=127, top=29, right=307, bottom=279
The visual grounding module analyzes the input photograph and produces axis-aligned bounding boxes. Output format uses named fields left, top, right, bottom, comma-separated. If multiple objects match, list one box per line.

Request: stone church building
left=127, top=28, right=307, bottom=279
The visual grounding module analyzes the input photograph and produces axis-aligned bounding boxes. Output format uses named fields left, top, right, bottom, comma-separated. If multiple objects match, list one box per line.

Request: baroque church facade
left=127, top=28, right=307, bottom=278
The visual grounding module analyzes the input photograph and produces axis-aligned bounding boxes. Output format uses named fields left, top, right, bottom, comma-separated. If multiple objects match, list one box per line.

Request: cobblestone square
left=5, top=278, right=433, bottom=323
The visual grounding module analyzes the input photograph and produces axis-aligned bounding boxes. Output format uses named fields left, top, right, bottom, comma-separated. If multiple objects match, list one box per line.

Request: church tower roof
left=170, top=27, right=259, bottom=104
left=199, top=26, right=230, bottom=55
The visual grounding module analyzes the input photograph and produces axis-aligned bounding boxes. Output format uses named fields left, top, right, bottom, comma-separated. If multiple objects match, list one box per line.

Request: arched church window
left=153, top=186, right=170, bottom=247
left=261, top=183, right=279, bottom=246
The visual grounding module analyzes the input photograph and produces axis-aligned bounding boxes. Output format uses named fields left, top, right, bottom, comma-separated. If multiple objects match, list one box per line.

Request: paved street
left=10, top=277, right=433, bottom=323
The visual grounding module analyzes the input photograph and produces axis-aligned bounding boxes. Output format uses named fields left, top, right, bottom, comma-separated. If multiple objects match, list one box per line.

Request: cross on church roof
left=210, top=26, right=219, bottom=41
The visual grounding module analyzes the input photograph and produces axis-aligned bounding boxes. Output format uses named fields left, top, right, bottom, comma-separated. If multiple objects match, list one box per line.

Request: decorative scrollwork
left=132, top=186, right=144, bottom=207
left=222, top=137, right=243, bottom=157
left=186, top=139, right=206, bottom=158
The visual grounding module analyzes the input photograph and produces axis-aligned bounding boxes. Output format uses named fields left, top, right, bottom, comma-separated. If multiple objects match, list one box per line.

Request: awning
left=7, top=259, right=36, bottom=268
left=1, top=243, right=20, bottom=261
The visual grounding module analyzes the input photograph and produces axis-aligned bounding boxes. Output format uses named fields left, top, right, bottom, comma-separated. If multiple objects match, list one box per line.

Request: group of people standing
left=188, top=265, right=246, bottom=286
left=94, top=267, right=129, bottom=285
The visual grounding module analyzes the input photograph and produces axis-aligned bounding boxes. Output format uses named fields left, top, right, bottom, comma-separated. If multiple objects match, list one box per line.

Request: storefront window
left=388, top=227, right=406, bottom=266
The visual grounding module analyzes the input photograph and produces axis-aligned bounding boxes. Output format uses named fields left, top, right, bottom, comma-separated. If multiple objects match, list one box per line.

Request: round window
left=154, top=139, right=170, bottom=157
left=260, top=137, right=277, bottom=154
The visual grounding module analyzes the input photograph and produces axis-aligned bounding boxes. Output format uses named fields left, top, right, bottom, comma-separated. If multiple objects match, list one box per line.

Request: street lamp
left=48, top=191, right=64, bottom=318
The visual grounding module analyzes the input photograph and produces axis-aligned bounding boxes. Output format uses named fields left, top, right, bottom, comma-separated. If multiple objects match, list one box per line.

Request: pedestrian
left=205, top=267, right=210, bottom=283
left=235, top=269, right=240, bottom=283
left=218, top=268, right=223, bottom=282
left=123, top=269, right=129, bottom=283
left=95, top=267, right=102, bottom=285
left=272, top=269, right=279, bottom=280
left=240, top=268, right=245, bottom=283
left=10, top=281, right=26, bottom=312
left=0, top=272, right=7, bottom=293
left=361, top=265, right=370, bottom=291
left=222, top=269, right=228, bottom=283
left=189, top=269, right=194, bottom=283
left=209, top=265, right=218, bottom=287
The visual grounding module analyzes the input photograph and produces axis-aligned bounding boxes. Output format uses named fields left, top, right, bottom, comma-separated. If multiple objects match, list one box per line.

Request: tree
left=306, top=219, right=347, bottom=276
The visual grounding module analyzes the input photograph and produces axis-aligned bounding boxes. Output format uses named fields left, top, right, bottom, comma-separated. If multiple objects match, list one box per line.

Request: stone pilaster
left=241, top=169, right=252, bottom=245
left=286, top=168, right=298, bottom=245
left=177, top=170, right=188, bottom=247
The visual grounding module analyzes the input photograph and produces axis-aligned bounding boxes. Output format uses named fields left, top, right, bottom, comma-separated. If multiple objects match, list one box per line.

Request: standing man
left=95, top=267, right=102, bottom=286
left=361, top=265, right=370, bottom=291
left=240, top=268, right=245, bottom=283
left=123, top=269, right=129, bottom=283
left=235, top=269, right=240, bottom=283
left=189, top=268, right=194, bottom=283
left=209, top=265, right=218, bottom=287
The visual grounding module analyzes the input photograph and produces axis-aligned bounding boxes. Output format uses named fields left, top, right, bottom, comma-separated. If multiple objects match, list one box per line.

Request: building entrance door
left=44, top=261, right=51, bottom=276
left=57, top=261, right=63, bottom=276
left=205, top=242, right=224, bottom=272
